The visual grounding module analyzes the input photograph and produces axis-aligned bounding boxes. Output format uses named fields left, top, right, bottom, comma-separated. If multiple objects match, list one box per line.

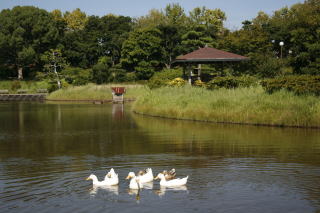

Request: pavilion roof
left=174, top=47, right=249, bottom=63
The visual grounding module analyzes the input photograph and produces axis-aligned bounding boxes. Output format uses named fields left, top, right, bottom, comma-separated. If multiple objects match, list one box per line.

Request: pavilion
left=173, top=47, right=249, bottom=84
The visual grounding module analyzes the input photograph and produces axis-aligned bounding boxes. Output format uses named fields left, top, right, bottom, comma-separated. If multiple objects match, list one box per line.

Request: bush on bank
left=261, top=75, right=320, bottom=96
left=147, top=68, right=183, bottom=89
left=206, top=76, right=258, bottom=89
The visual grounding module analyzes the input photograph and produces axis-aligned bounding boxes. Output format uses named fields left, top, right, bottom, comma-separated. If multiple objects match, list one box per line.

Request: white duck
left=105, top=168, right=117, bottom=180
left=137, top=168, right=154, bottom=183
left=155, top=173, right=188, bottom=187
left=126, top=172, right=143, bottom=190
left=86, top=168, right=119, bottom=186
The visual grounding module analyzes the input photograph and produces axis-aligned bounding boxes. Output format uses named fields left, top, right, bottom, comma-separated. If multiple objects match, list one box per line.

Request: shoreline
left=133, top=110, right=320, bottom=129
left=46, top=98, right=136, bottom=103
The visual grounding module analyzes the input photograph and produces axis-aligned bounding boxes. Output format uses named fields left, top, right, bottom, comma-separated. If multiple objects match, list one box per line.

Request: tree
left=164, top=3, right=187, bottom=26
left=92, top=56, right=112, bottom=84
left=286, top=0, right=320, bottom=74
left=63, top=8, right=88, bottom=31
left=41, top=49, right=67, bottom=88
left=121, top=28, right=165, bottom=79
left=217, top=12, right=273, bottom=75
left=135, top=9, right=166, bottom=29
left=98, top=14, right=132, bottom=65
left=0, top=6, right=60, bottom=79
left=17, top=47, right=36, bottom=79
left=181, top=25, right=214, bottom=53
left=62, top=14, right=132, bottom=69
left=189, top=7, right=226, bottom=38
left=158, top=24, right=182, bottom=68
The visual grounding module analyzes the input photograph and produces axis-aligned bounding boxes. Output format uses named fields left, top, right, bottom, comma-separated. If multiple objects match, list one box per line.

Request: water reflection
left=156, top=186, right=188, bottom=197
left=142, top=182, right=153, bottom=190
left=90, top=185, right=119, bottom=196
left=0, top=102, right=320, bottom=213
left=127, top=189, right=141, bottom=202
left=112, top=103, right=124, bottom=120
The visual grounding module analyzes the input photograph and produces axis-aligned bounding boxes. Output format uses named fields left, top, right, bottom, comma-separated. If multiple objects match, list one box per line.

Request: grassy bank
left=132, top=86, right=320, bottom=128
left=47, top=84, right=147, bottom=101
left=0, top=80, right=49, bottom=93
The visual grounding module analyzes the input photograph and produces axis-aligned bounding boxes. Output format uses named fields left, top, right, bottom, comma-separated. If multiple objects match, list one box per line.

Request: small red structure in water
left=111, top=87, right=126, bottom=103
left=111, top=87, right=126, bottom=95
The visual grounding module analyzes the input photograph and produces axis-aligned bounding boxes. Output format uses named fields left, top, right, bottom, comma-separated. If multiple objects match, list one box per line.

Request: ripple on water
left=1, top=101, right=320, bottom=212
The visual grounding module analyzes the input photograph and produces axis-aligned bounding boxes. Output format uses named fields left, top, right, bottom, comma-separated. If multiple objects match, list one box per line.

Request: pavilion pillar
left=187, top=64, right=192, bottom=85
left=197, top=64, right=201, bottom=81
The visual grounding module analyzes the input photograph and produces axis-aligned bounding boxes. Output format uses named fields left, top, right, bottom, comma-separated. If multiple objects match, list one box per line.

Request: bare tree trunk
left=18, top=67, right=23, bottom=80
left=53, top=64, right=61, bottom=89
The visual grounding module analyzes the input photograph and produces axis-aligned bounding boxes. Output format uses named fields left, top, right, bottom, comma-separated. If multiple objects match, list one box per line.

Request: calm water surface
left=0, top=102, right=320, bottom=213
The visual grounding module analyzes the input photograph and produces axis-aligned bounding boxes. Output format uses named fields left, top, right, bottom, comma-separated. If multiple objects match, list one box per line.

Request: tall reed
left=132, top=86, right=320, bottom=127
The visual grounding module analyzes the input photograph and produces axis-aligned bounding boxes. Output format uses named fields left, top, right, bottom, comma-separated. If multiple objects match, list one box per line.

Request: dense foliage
left=147, top=68, right=183, bottom=88
left=207, top=76, right=258, bottom=89
left=261, top=75, right=320, bottom=96
left=0, top=1, right=319, bottom=90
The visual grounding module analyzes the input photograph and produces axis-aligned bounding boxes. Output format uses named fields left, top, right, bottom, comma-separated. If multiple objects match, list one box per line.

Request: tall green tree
left=0, top=6, right=60, bottom=79
left=98, top=14, right=132, bottom=65
left=157, top=24, right=182, bottom=68
left=181, top=25, right=214, bottom=53
left=164, top=3, right=187, bottom=26
left=121, top=27, right=165, bottom=79
left=62, top=14, right=132, bottom=68
left=135, top=9, right=166, bottom=29
left=189, top=7, right=226, bottom=39
left=286, top=0, right=320, bottom=74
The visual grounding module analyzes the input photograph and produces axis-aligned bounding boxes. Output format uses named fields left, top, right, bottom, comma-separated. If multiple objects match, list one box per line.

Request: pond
left=0, top=102, right=320, bottom=213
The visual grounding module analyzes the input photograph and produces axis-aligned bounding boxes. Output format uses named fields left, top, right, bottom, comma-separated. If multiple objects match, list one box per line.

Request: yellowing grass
left=47, top=84, right=147, bottom=101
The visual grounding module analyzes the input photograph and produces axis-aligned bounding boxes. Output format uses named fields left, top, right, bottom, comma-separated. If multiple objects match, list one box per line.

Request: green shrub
left=110, top=67, right=127, bottom=82
left=92, top=63, right=111, bottom=84
left=48, top=79, right=70, bottom=93
left=135, top=61, right=156, bottom=80
left=194, top=79, right=206, bottom=87
left=207, top=76, right=258, bottom=90
left=11, top=80, right=21, bottom=91
left=148, top=68, right=183, bottom=89
left=34, top=72, right=47, bottom=81
left=256, top=57, right=285, bottom=78
left=125, top=72, right=137, bottom=82
left=261, top=75, right=320, bottom=95
left=48, top=82, right=59, bottom=93
left=62, top=67, right=92, bottom=86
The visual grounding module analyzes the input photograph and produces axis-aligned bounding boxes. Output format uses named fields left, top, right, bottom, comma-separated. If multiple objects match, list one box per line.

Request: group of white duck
left=86, top=168, right=188, bottom=189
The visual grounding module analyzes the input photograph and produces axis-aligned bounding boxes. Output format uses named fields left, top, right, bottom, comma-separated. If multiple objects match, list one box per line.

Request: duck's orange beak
left=86, top=177, right=91, bottom=181
left=125, top=175, right=131, bottom=180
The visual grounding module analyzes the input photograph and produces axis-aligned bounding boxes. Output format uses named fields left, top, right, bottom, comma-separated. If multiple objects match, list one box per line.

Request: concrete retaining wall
left=0, top=94, right=46, bottom=101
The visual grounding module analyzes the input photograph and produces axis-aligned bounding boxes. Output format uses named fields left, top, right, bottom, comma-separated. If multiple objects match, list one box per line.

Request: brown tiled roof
left=175, top=47, right=249, bottom=62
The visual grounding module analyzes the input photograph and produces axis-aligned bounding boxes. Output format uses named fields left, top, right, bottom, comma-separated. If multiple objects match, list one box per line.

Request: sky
left=0, top=0, right=303, bottom=29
